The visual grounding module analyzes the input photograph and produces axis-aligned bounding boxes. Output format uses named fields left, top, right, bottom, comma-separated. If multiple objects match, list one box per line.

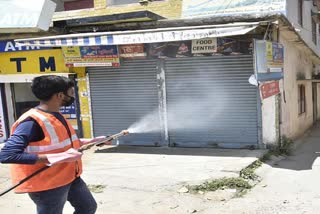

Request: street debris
left=178, top=187, right=189, bottom=193
left=87, top=184, right=106, bottom=193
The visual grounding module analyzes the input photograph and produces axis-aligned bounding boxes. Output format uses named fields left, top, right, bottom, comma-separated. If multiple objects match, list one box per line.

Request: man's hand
left=45, top=148, right=83, bottom=165
left=80, top=136, right=113, bottom=150
left=80, top=136, right=108, bottom=145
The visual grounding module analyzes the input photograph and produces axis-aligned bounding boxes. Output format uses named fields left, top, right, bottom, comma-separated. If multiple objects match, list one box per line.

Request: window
left=298, top=84, right=306, bottom=115
left=53, top=0, right=94, bottom=12
left=108, top=0, right=141, bottom=6
left=312, top=18, right=317, bottom=45
left=298, top=0, right=303, bottom=26
left=107, top=0, right=163, bottom=6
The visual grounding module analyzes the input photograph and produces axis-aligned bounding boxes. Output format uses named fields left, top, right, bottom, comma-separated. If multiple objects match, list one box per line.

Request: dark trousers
left=28, top=177, right=97, bottom=214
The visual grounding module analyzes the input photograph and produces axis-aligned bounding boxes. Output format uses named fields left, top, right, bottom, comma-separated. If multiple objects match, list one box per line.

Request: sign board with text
left=60, top=103, right=78, bottom=130
left=192, top=38, right=217, bottom=53
left=0, top=0, right=56, bottom=33
left=0, top=40, right=51, bottom=53
left=254, top=40, right=284, bottom=82
left=119, top=44, right=146, bottom=59
left=0, top=49, right=69, bottom=74
left=182, top=0, right=286, bottom=18
left=260, top=81, right=280, bottom=99
left=62, top=46, right=120, bottom=67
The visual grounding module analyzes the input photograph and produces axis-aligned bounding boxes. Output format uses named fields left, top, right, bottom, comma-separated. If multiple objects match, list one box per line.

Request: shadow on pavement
left=95, top=146, right=266, bottom=158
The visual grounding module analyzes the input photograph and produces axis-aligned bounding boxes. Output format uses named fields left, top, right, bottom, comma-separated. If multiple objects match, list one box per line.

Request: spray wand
left=78, top=130, right=129, bottom=152
left=0, top=130, right=130, bottom=197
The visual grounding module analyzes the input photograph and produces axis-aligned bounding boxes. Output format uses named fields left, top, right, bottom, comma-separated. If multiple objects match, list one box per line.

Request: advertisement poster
left=148, top=41, right=192, bottom=58
left=255, top=40, right=284, bottom=82
left=0, top=86, right=7, bottom=142
left=266, top=41, right=284, bottom=72
left=119, top=44, right=146, bottom=59
left=60, top=103, right=78, bottom=130
left=62, top=45, right=120, bottom=67
left=182, top=0, right=286, bottom=18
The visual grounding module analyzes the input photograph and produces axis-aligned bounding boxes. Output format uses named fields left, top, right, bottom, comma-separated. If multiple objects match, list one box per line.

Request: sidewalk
left=0, top=146, right=266, bottom=213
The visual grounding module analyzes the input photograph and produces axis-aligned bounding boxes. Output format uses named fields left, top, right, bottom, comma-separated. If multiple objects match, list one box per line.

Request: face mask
left=62, top=93, right=75, bottom=107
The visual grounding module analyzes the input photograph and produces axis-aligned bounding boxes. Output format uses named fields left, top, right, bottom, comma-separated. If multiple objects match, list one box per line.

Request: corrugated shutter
left=165, top=55, right=259, bottom=148
left=88, top=59, right=162, bottom=146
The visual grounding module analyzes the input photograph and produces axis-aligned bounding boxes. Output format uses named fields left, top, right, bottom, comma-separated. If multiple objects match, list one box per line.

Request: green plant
left=240, top=160, right=262, bottom=180
left=188, top=177, right=251, bottom=193
left=87, top=184, right=106, bottom=193
left=278, top=136, right=293, bottom=155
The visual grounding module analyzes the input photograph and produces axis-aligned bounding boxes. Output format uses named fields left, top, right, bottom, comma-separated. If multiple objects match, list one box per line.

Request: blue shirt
left=0, top=109, right=70, bottom=164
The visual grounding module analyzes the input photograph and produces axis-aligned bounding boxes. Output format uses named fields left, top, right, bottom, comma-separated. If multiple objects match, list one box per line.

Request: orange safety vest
left=10, top=108, right=82, bottom=193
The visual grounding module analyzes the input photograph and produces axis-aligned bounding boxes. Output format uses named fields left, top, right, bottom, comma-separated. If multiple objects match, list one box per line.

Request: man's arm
left=0, top=119, right=46, bottom=164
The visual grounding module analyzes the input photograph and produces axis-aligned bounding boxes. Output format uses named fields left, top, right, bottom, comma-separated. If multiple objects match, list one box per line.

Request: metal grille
left=88, top=59, right=162, bottom=146
left=164, top=55, right=259, bottom=148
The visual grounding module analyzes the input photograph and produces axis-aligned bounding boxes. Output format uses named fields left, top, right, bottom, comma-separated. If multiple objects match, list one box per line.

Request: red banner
left=119, top=44, right=146, bottom=59
left=260, top=81, right=280, bottom=99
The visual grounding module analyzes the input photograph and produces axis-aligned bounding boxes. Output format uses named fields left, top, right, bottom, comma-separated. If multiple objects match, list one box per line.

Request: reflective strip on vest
left=25, top=134, right=78, bottom=153
left=32, top=110, right=60, bottom=144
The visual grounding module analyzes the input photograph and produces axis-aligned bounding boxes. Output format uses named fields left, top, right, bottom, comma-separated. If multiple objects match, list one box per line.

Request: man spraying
left=0, top=75, right=110, bottom=214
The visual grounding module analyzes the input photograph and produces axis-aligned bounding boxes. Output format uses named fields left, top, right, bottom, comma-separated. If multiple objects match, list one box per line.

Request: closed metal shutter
left=165, top=55, right=259, bottom=148
left=88, top=59, right=161, bottom=146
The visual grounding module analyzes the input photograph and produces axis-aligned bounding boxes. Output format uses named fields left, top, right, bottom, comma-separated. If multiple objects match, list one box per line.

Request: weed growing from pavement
left=261, top=136, right=293, bottom=162
left=186, top=137, right=293, bottom=198
left=188, top=160, right=264, bottom=197
left=188, top=177, right=252, bottom=193
left=240, top=160, right=262, bottom=180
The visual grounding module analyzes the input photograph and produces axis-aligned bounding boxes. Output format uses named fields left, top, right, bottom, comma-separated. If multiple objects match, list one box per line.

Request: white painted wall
left=279, top=34, right=314, bottom=139
left=262, top=95, right=277, bottom=145
left=286, top=0, right=320, bottom=56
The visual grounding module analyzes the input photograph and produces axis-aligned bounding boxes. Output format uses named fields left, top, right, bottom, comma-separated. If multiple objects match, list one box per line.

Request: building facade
left=2, top=0, right=320, bottom=149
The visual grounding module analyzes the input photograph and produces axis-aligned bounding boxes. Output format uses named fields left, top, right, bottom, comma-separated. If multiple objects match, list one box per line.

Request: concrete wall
left=262, top=95, right=277, bottom=146
left=53, top=0, right=182, bottom=21
left=279, top=33, right=315, bottom=139
left=286, top=0, right=320, bottom=56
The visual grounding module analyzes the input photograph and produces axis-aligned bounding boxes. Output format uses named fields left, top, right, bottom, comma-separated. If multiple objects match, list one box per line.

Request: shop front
left=87, top=45, right=259, bottom=148
left=14, top=23, right=272, bottom=148
left=0, top=45, right=82, bottom=141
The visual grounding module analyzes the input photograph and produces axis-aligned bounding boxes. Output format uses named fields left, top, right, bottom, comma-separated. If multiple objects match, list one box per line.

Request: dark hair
left=31, top=75, right=74, bottom=101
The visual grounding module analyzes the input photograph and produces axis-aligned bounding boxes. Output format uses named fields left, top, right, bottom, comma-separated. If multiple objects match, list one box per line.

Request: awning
left=0, top=73, right=71, bottom=83
left=15, top=22, right=259, bottom=47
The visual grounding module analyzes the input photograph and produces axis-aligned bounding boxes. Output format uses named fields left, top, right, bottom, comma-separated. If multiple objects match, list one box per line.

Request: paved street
left=203, top=123, right=320, bottom=214
left=0, top=146, right=264, bottom=213
left=2, top=124, right=320, bottom=214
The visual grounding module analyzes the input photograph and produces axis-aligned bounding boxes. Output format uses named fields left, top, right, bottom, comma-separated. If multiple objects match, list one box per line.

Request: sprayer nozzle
left=121, top=130, right=129, bottom=135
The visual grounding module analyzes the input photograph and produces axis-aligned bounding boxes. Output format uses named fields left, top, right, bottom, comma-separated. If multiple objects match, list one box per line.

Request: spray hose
left=0, top=130, right=130, bottom=197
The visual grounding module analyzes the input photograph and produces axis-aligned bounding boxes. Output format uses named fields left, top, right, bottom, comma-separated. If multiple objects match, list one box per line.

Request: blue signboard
left=60, top=104, right=77, bottom=119
left=0, top=40, right=51, bottom=53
